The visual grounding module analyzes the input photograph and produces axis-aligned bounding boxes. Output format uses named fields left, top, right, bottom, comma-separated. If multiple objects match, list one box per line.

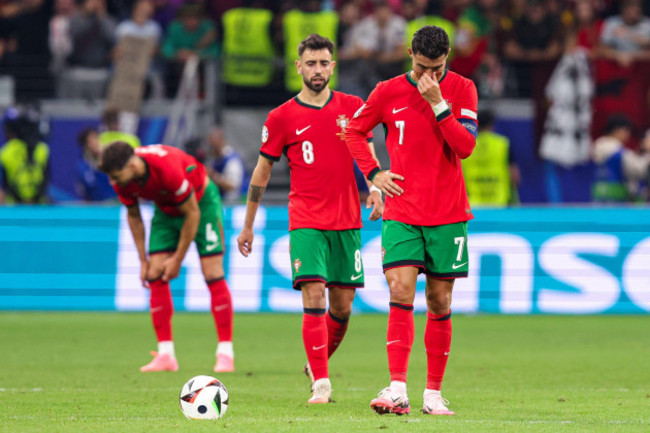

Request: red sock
left=149, top=279, right=173, bottom=342
left=387, top=303, right=414, bottom=383
left=207, top=278, right=233, bottom=342
left=303, top=309, right=328, bottom=381
left=325, top=310, right=349, bottom=358
left=425, top=310, right=452, bottom=390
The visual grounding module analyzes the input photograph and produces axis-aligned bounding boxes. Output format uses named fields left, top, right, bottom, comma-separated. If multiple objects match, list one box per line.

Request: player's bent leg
left=201, top=254, right=235, bottom=373
left=423, top=277, right=455, bottom=413
left=301, top=282, right=331, bottom=403
left=326, top=287, right=355, bottom=358
left=141, top=252, right=178, bottom=372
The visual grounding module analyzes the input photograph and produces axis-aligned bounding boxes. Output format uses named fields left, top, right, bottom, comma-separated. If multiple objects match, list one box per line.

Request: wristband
left=432, top=100, right=449, bottom=117
left=369, top=185, right=382, bottom=195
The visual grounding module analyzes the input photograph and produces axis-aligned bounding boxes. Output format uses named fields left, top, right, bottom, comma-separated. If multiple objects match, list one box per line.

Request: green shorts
left=149, top=181, right=225, bottom=257
left=289, top=228, right=364, bottom=290
left=382, top=220, right=468, bottom=278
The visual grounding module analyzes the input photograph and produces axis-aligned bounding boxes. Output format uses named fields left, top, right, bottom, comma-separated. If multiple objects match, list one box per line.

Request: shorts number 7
left=454, top=237, right=465, bottom=262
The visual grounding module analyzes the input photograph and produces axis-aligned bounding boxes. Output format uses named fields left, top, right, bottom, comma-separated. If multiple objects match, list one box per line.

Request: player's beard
left=304, top=74, right=329, bottom=92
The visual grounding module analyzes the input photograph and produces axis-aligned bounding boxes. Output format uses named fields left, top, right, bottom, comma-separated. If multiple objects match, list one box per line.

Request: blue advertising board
left=1, top=206, right=649, bottom=313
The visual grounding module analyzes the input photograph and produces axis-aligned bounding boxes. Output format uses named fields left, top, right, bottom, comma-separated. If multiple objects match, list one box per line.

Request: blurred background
left=2, top=0, right=650, bottom=314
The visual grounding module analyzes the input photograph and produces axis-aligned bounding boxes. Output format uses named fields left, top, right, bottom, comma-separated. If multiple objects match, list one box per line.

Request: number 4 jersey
left=260, top=91, right=372, bottom=231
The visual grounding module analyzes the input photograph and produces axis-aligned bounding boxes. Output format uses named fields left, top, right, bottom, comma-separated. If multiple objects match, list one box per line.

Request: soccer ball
left=179, top=375, right=229, bottom=420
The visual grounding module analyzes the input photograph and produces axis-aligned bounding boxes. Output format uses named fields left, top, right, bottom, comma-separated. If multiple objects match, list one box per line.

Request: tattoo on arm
left=249, top=185, right=265, bottom=203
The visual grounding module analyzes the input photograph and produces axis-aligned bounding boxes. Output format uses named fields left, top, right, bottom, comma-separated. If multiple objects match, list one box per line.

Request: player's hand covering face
left=296, top=48, right=336, bottom=93
left=410, top=50, right=447, bottom=83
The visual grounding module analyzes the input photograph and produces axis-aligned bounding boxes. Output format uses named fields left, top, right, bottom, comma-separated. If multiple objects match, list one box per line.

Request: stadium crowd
left=1, top=0, right=650, bottom=204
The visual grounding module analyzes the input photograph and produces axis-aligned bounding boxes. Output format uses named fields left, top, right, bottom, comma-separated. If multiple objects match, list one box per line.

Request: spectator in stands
left=503, top=0, right=563, bottom=97
left=206, top=127, right=249, bottom=204
left=76, top=127, right=116, bottom=201
left=62, top=0, right=116, bottom=99
left=452, top=0, right=499, bottom=79
left=161, top=2, right=219, bottom=97
left=343, top=0, right=406, bottom=97
left=152, top=0, right=185, bottom=31
left=592, top=115, right=650, bottom=202
left=598, top=0, right=650, bottom=68
left=115, top=0, right=164, bottom=99
left=573, top=0, right=604, bottom=57
left=98, top=109, right=141, bottom=149
left=49, top=0, right=77, bottom=88
left=462, top=110, right=520, bottom=207
left=0, top=0, right=53, bottom=100
left=0, top=106, right=50, bottom=204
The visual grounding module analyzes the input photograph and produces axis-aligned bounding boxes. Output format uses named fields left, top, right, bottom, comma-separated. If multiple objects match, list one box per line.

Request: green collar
left=294, top=90, right=334, bottom=110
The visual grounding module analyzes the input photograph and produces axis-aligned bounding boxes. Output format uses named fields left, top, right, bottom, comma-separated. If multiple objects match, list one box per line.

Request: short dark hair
left=478, top=110, right=495, bottom=129
left=99, top=141, right=134, bottom=173
left=298, top=34, right=334, bottom=57
left=411, top=25, right=450, bottom=59
left=604, top=114, right=632, bottom=134
left=77, top=127, right=96, bottom=147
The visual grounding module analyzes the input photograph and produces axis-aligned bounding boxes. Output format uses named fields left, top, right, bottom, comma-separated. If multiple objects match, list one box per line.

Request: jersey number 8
left=302, top=141, right=314, bottom=164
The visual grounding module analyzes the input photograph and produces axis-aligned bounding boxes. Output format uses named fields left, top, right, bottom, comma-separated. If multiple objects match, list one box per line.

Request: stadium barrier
left=1, top=205, right=650, bottom=314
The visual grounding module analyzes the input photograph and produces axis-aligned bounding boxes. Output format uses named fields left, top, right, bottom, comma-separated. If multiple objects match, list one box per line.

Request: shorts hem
left=424, top=270, right=468, bottom=279
left=383, top=260, right=425, bottom=272
left=198, top=251, right=224, bottom=258
left=293, top=275, right=327, bottom=290
left=327, top=281, right=364, bottom=289
left=149, top=249, right=176, bottom=256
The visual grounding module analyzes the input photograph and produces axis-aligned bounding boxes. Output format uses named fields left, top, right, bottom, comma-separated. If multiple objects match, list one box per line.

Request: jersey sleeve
left=116, top=189, right=137, bottom=207
left=436, top=79, right=478, bottom=159
left=345, top=83, right=385, bottom=180
left=259, top=109, right=286, bottom=162
left=162, top=161, right=194, bottom=205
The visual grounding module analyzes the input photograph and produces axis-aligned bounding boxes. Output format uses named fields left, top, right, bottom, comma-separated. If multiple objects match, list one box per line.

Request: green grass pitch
left=1, top=313, right=649, bottom=432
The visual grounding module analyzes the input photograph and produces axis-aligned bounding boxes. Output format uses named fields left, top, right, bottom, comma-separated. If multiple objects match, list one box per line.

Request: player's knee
left=426, top=290, right=451, bottom=314
left=203, top=271, right=225, bottom=282
left=146, top=265, right=164, bottom=281
left=301, top=282, right=326, bottom=308
left=387, top=278, right=414, bottom=303
left=329, top=303, right=352, bottom=320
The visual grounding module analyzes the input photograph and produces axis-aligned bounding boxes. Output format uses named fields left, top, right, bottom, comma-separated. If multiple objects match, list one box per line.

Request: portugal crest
left=336, top=114, right=350, bottom=140
left=294, top=258, right=302, bottom=273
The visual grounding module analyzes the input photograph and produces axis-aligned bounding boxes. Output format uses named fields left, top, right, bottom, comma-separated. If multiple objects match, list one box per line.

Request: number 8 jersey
left=260, top=91, right=372, bottom=231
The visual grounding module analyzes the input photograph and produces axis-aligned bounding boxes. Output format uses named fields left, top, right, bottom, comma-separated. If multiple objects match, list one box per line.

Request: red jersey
left=346, top=70, right=478, bottom=226
left=114, top=145, right=207, bottom=216
left=260, top=91, right=371, bottom=231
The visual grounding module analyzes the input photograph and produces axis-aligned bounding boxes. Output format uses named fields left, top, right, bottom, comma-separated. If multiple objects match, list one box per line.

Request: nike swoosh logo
left=392, top=107, right=407, bottom=114
left=214, top=304, right=229, bottom=312
left=296, top=126, right=311, bottom=135
left=151, top=306, right=163, bottom=313
left=444, top=351, right=450, bottom=356
left=452, top=262, right=468, bottom=270
left=350, top=274, right=362, bottom=281
left=206, top=243, right=219, bottom=251
left=386, top=340, right=400, bottom=346
left=312, top=345, right=326, bottom=351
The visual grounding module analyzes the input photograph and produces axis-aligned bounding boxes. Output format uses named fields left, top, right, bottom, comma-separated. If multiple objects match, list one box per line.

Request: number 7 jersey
left=260, top=91, right=372, bottom=231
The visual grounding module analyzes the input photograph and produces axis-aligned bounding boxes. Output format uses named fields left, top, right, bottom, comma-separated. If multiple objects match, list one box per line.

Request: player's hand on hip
left=162, top=256, right=182, bottom=282
left=140, top=260, right=150, bottom=289
left=418, top=72, right=443, bottom=105
left=373, top=170, right=404, bottom=198
left=366, top=190, right=384, bottom=221
left=238, top=228, right=254, bottom=257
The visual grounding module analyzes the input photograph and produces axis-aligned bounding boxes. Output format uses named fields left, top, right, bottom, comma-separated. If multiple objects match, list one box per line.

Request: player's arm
left=237, top=155, right=273, bottom=257
left=346, top=93, right=404, bottom=197
left=162, top=192, right=200, bottom=282
left=418, top=74, right=477, bottom=159
left=126, top=202, right=150, bottom=287
left=364, top=141, right=384, bottom=221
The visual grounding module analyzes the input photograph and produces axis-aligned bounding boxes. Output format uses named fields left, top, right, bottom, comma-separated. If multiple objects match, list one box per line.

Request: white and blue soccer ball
left=179, top=375, right=229, bottom=420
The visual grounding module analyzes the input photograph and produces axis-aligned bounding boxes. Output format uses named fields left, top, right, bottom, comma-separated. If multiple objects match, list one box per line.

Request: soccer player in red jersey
left=237, top=34, right=384, bottom=404
left=345, top=25, right=478, bottom=416
left=99, top=142, right=235, bottom=373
